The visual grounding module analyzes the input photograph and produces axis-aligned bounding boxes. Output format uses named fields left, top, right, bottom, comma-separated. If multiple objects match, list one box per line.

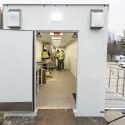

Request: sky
left=0, top=0, right=125, bottom=36
left=108, top=0, right=125, bottom=36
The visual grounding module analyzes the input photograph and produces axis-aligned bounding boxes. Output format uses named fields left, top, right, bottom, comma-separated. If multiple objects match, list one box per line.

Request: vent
left=7, top=9, right=21, bottom=28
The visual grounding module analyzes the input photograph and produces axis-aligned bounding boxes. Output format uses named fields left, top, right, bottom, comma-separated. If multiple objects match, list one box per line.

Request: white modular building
left=0, top=2, right=108, bottom=117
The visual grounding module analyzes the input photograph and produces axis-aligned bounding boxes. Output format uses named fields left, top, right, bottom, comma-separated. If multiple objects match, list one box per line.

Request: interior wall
left=35, top=38, right=43, bottom=62
left=65, top=40, right=77, bottom=78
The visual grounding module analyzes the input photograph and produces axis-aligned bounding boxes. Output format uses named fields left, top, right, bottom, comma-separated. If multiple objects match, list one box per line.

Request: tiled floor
left=36, top=69, right=76, bottom=109
left=35, top=109, right=76, bottom=125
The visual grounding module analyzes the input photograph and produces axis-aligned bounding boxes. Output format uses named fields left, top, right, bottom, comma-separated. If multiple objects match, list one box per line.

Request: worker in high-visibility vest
left=42, top=49, right=49, bottom=69
left=56, top=50, right=65, bottom=70
left=42, top=49, right=49, bottom=60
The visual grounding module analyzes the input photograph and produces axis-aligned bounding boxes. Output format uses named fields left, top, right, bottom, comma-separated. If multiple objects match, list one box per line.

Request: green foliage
left=0, top=112, right=4, bottom=123
left=120, top=37, right=125, bottom=48
left=107, top=41, right=118, bottom=55
left=118, top=36, right=125, bottom=54
left=107, top=41, right=119, bottom=61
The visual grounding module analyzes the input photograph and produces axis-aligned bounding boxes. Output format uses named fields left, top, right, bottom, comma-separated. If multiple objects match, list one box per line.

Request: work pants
left=62, top=59, right=64, bottom=69
left=58, top=59, right=64, bottom=70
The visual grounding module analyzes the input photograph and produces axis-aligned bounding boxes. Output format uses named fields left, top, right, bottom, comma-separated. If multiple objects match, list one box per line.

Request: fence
left=107, top=66, right=125, bottom=97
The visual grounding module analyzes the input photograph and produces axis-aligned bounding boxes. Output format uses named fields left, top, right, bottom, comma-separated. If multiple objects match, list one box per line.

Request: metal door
left=0, top=30, right=34, bottom=111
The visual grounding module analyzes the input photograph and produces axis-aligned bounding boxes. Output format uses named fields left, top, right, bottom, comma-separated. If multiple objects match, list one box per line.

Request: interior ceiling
left=36, top=32, right=77, bottom=48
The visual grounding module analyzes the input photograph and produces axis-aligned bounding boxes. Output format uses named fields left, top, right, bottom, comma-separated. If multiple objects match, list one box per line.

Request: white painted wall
left=0, top=30, right=33, bottom=102
left=35, top=38, right=43, bottom=62
left=3, top=4, right=108, bottom=116
left=0, top=0, right=109, bottom=7
left=0, top=8, right=2, bottom=29
left=65, top=40, right=77, bottom=78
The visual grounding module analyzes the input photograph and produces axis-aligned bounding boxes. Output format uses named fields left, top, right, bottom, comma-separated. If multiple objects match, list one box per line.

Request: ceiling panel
left=36, top=32, right=77, bottom=48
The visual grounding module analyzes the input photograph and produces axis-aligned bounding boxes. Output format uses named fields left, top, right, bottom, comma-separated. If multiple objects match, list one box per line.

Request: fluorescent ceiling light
left=50, top=33, right=54, bottom=35
left=52, top=40, right=61, bottom=42
left=51, top=37, right=62, bottom=40
left=51, top=12, right=62, bottom=22
left=60, top=33, right=63, bottom=35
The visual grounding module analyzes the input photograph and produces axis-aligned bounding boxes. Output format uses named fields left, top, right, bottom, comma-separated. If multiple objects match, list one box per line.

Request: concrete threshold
left=2, top=109, right=107, bottom=125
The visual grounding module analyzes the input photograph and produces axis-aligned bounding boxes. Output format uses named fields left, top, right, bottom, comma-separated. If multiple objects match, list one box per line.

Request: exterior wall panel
left=0, top=8, right=2, bottom=29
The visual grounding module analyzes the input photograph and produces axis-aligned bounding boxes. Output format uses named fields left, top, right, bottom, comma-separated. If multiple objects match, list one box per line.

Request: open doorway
left=35, top=31, right=78, bottom=110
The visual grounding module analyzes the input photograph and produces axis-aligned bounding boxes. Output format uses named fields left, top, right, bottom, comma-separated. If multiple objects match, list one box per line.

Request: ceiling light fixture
left=51, top=37, right=62, bottom=40
left=50, top=33, right=54, bottom=36
left=72, top=32, right=78, bottom=38
left=52, top=40, right=61, bottom=42
left=60, top=33, right=63, bottom=35
left=36, top=32, right=42, bottom=38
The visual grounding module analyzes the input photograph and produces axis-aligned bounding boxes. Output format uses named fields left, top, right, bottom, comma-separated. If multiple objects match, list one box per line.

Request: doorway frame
left=34, top=30, right=79, bottom=111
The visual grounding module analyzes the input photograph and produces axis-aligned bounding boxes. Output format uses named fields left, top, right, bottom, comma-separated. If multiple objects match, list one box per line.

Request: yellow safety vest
left=42, top=51, right=49, bottom=59
left=62, top=52, right=65, bottom=59
left=58, top=51, right=64, bottom=60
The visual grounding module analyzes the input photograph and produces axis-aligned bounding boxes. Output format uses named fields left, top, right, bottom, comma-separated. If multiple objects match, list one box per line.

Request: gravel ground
left=1, top=117, right=36, bottom=125
left=0, top=112, right=4, bottom=124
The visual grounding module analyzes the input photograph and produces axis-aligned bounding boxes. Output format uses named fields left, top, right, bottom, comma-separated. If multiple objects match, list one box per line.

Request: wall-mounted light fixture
left=51, top=12, right=62, bottom=22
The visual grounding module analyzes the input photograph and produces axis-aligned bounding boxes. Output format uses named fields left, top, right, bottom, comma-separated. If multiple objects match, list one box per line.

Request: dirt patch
left=2, top=117, right=35, bottom=125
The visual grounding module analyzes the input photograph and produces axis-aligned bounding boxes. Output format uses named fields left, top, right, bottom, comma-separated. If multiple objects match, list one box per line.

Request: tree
left=107, top=40, right=118, bottom=61
left=118, top=30, right=125, bottom=55
left=119, top=37, right=125, bottom=54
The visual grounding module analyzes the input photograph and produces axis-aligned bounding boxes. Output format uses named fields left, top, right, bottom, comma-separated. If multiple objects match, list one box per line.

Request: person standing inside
left=61, top=50, right=65, bottom=69
left=42, top=48, right=49, bottom=69
left=57, top=50, right=64, bottom=70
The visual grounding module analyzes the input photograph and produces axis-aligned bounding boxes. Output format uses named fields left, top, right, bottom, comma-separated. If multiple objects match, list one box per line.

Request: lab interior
left=35, top=31, right=77, bottom=109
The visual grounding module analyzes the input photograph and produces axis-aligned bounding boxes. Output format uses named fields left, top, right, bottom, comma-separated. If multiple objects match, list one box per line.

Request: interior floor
left=36, top=69, right=76, bottom=109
